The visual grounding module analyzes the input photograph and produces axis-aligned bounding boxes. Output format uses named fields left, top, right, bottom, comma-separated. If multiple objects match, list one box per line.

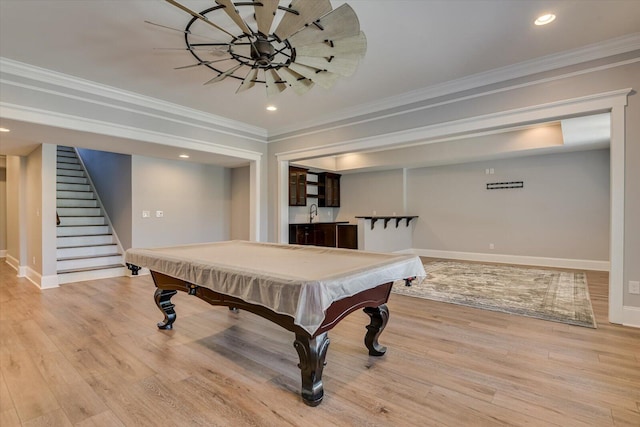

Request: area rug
left=392, top=261, right=597, bottom=328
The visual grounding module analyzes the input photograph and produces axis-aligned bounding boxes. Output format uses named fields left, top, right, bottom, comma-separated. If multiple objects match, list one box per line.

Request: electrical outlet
left=629, top=281, right=640, bottom=295
left=142, top=210, right=150, bottom=218
left=489, top=243, right=495, bottom=250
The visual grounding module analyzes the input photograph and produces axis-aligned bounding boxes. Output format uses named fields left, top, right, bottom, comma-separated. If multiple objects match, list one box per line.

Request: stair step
left=57, top=182, right=90, bottom=192
left=56, top=225, right=110, bottom=237
left=57, top=207, right=102, bottom=217
left=57, top=169, right=85, bottom=177
left=57, top=255, right=124, bottom=271
left=57, top=265, right=127, bottom=285
left=57, top=244, right=119, bottom=258
left=57, top=190, right=95, bottom=200
left=57, top=199, right=98, bottom=208
left=57, top=146, right=75, bottom=152
left=57, top=216, right=106, bottom=226
left=57, top=252, right=121, bottom=262
left=57, top=175, right=87, bottom=185
left=57, top=157, right=80, bottom=165
left=57, top=163, right=82, bottom=171
left=57, top=234, right=116, bottom=247
left=57, top=264, right=125, bottom=274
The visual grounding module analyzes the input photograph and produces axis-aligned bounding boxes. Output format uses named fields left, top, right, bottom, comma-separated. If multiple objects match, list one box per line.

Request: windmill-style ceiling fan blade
left=204, top=63, right=243, bottom=85
left=294, top=31, right=367, bottom=58
left=144, top=20, right=225, bottom=42
left=276, top=67, right=315, bottom=95
left=236, top=67, right=259, bottom=93
left=215, top=0, right=253, bottom=35
left=294, top=56, right=360, bottom=77
left=288, top=63, right=340, bottom=89
left=288, top=4, right=360, bottom=48
left=174, top=58, right=232, bottom=70
left=274, top=0, right=332, bottom=41
left=153, top=46, right=229, bottom=52
left=254, top=0, right=279, bottom=36
left=265, top=69, right=288, bottom=97
left=164, top=0, right=236, bottom=38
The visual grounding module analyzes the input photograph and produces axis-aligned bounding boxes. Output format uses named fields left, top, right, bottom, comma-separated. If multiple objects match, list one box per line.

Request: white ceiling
left=1, top=0, right=638, bottom=162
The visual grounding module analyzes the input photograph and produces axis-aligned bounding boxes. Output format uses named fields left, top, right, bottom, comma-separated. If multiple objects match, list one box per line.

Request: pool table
left=125, top=240, right=425, bottom=406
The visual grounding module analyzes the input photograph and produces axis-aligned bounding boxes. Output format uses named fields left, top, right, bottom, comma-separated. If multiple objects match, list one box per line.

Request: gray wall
left=78, top=148, right=133, bottom=249
left=230, top=166, right=250, bottom=240
left=5, top=155, right=26, bottom=268
left=131, top=155, right=231, bottom=248
left=407, top=149, right=610, bottom=261
left=337, top=169, right=405, bottom=223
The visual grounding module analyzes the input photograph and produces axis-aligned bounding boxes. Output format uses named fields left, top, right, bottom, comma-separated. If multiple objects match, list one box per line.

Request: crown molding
left=270, top=32, right=640, bottom=139
left=275, top=88, right=632, bottom=161
left=0, top=102, right=263, bottom=162
left=0, top=57, right=268, bottom=142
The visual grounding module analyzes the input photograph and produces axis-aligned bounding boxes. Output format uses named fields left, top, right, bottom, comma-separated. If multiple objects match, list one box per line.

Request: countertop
left=289, top=221, right=351, bottom=225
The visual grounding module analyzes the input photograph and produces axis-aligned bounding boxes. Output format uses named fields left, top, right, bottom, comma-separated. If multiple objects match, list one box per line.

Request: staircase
left=56, top=146, right=126, bottom=284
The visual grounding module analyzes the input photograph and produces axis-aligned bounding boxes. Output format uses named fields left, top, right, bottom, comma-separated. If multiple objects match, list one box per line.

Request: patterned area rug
left=392, top=261, right=597, bottom=328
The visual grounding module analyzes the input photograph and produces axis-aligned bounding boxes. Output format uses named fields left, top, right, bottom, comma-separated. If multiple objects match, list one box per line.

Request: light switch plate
left=142, top=210, right=150, bottom=218
left=156, top=210, right=164, bottom=218
left=629, top=281, right=640, bottom=295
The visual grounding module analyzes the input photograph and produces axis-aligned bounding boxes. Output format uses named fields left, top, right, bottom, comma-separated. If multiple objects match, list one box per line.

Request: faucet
left=309, top=203, right=318, bottom=223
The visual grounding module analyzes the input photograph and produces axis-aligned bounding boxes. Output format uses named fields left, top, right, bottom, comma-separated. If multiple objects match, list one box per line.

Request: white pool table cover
left=125, top=241, right=426, bottom=334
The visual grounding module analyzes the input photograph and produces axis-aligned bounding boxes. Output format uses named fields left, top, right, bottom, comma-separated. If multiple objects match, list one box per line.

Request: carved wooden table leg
left=154, top=289, right=178, bottom=330
left=293, top=332, right=330, bottom=406
left=364, top=304, right=389, bottom=356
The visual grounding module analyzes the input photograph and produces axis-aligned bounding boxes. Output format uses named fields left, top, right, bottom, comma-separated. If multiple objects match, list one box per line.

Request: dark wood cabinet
left=289, top=223, right=353, bottom=248
left=337, top=224, right=358, bottom=249
left=318, top=172, right=340, bottom=207
left=289, top=166, right=307, bottom=206
left=290, top=224, right=313, bottom=245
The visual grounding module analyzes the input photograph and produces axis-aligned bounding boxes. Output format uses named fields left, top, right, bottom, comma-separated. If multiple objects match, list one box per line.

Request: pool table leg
left=364, top=304, right=389, bottom=356
left=154, top=288, right=178, bottom=330
left=293, top=332, right=330, bottom=406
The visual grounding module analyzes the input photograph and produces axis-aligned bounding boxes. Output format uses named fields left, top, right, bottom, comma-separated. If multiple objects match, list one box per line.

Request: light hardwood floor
left=1, top=259, right=638, bottom=426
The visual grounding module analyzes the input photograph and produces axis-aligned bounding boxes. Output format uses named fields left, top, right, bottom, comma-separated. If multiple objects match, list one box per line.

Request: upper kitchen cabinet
left=289, top=166, right=308, bottom=206
left=318, top=172, right=341, bottom=207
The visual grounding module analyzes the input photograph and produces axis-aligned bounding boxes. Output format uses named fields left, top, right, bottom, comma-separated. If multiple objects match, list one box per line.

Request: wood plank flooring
left=1, top=259, right=638, bottom=426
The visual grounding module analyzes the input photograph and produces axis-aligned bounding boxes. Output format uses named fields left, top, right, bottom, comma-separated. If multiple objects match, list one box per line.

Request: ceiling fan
left=151, top=0, right=367, bottom=96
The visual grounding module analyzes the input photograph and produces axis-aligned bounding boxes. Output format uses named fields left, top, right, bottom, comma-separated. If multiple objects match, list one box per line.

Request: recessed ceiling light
left=266, top=105, right=277, bottom=112
left=535, top=13, right=556, bottom=26
left=0, top=127, right=10, bottom=132
left=179, top=154, right=190, bottom=159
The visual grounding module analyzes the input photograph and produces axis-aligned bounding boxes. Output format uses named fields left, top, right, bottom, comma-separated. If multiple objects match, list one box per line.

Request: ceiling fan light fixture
left=535, top=13, right=556, bottom=26
left=157, top=0, right=366, bottom=96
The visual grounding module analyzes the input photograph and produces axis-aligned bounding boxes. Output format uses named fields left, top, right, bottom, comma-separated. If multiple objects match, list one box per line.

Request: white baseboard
left=5, top=254, right=20, bottom=273
left=622, top=306, right=640, bottom=328
left=408, top=248, right=610, bottom=271
left=24, top=267, right=60, bottom=289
